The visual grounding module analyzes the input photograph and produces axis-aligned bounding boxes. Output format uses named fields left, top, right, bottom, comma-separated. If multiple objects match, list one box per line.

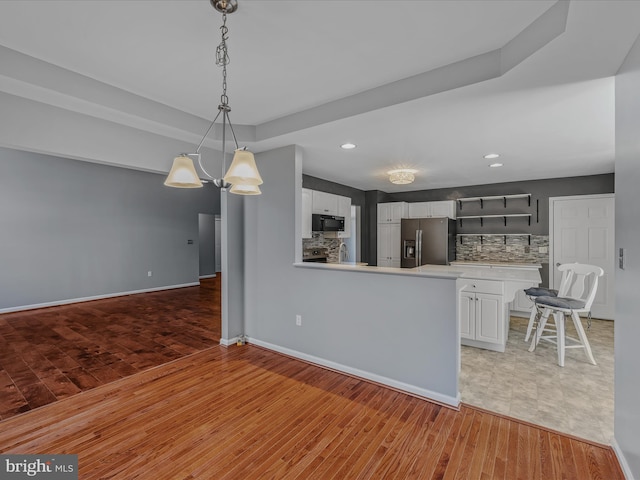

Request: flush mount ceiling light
left=164, top=0, right=263, bottom=194
left=388, top=169, right=418, bottom=185
left=489, top=162, right=504, bottom=168
left=483, top=153, right=500, bottom=159
left=340, top=143, right=357, bottom=150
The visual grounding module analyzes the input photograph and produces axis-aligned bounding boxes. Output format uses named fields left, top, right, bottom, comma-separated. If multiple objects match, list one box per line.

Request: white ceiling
left=0, top=0, right=639, bottom=192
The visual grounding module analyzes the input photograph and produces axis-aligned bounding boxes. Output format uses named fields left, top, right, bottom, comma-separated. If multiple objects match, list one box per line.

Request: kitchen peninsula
left=295, top=261, right=540, bottom=352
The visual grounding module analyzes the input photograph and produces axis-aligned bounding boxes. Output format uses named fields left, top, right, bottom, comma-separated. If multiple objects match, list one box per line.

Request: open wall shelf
left=457, top=233, right=533, bottom=245
left=457, top=213, right=532, bottom=227
left=457, top=194, right=531, bottom=209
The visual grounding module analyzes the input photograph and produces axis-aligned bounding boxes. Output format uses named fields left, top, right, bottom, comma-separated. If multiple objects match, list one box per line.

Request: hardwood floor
left=0, top=344, right=623, bottom=479
left=0, top=278, right=624, bottom=478
left=0, top=277, right=220, bottom=420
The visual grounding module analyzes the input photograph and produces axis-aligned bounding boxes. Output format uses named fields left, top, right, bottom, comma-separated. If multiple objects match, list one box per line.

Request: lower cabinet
left=459, top=280, right=508, bottom=352
left=509, top=289, right=534, bottom=318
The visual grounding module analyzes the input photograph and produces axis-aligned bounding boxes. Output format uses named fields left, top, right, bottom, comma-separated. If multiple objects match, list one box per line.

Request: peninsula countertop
left=294, top=261, right=541, bottom=284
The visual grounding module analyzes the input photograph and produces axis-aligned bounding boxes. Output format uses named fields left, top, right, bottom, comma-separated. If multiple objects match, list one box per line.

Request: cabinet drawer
left=461, top=279, right=503, bottom=295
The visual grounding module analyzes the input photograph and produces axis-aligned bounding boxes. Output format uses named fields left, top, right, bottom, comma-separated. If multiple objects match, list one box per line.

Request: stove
left=303, top=247, right=328, bottom=263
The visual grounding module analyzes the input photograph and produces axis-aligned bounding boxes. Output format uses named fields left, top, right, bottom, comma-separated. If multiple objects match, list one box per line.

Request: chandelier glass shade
left=165, top=155, right=204, bottom=188
left=163, top=0, right=261, bottom=195
left=388, top=169, right=417, bottom=185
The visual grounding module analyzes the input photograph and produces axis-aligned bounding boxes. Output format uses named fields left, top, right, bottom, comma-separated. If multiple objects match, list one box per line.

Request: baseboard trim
left=219, top=337, right=239, bottom=347
left=199, top=274, right=217, bottom=279
left=0, top=282, right=200, bottom=314
left=612, top=437, right=635, bottom=480
left=247, top=337, right=460, bottom=408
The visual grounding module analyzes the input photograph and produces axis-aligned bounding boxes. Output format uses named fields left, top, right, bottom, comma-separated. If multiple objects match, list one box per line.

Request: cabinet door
left=408, top=202, right=431, bottom=219
left=389, top=223, right=401, bottom=266
left=475, top=293, right=504, bottom=345
left=430, top=200, right=456, bottom=219
left=301, top=188, right=312, bottom=239
left=337, top=195, right=351, bottom=238
left=511, top=289, right=533, bottom=316
left=389, top=203, right=407, bottom=223
left=459, top=291, right=475, bottom=340
left=378, top=203, right=391, bottom=223
left=377, top=224, right=389, bottom=264
left=312, top=191, right=338, bottom=215
left=379, top=203, right=407, bottom=223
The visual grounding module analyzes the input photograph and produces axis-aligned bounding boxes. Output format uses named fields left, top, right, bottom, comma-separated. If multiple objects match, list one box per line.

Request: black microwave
left=312, top=214, right=345, bottom=232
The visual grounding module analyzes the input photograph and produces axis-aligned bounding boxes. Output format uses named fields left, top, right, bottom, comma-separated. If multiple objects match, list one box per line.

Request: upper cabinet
left=312, top=190, right=338, bottom=215
left=378, top=202, right=408, bottom=224
left=408, top=200, right=456, bottom=219
left=302, top=188, right=313, bottom=239
left=337, top=195, right=351, bottom=238
left=303, top=189, right=352, bottom=238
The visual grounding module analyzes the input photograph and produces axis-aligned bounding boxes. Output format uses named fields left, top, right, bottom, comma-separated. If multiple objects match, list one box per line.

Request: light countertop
left=295, top=262, right=541, bottom=284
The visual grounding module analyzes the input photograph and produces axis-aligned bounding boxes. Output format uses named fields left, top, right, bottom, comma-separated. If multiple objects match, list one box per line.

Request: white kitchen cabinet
left=459, top=280, right=508, bottom=352
left=430, top=200, right=456, bottom=219
left=509, top=289, right=534, bottom=318
left=337, top=195, right=351, bottom=238
left=408, top=201, right=456, bottom=219
left=301, top=188, right=312, bottom=239
left=377, top=223, right=401, bottom=267
left=378, top=202, right=408, bottom=224
left=312, top=190, right=338, bottom=215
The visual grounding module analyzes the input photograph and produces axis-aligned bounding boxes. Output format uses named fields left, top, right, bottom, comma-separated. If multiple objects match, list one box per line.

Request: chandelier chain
left=216, top=13, right=230, bottom=106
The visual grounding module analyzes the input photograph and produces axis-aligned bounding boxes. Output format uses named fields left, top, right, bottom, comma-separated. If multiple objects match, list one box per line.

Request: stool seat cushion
left=524, top=287, right=558, bottom=297
left=535, top=295, right=586, bottom=310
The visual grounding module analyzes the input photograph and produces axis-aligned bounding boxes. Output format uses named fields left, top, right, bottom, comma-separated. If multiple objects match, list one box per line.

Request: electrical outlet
left=147, top=271, right=152, bottom=277
left=476, top=245, right=482, bottom=252
left=296, top=314, right=302, bottom=326
left=539, top=246, right=548, bottom=254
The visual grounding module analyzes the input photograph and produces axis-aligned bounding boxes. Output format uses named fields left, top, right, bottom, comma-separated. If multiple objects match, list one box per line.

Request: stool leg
left=524, top=303, right=537, bottom=342
left=555, top=312, right=565, bottom=367
left=571, top=311, right=597, bottom=365
left=529, top=307, right=550, bottom=352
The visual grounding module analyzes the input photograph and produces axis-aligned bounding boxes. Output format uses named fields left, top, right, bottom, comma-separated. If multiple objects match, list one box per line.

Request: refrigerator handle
left=417, top=230, right=423, bottom=266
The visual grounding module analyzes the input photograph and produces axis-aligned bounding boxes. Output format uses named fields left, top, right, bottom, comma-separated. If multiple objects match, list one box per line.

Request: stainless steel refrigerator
left=400, top=217, right=456, bottom=267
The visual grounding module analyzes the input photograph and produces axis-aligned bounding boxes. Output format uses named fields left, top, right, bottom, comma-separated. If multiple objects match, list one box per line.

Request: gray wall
left=387, top=174, right=614, bottom=235
left=242, top=145, right=459, bottom=404
left=198, top=214, right=216, bottom=277
left=0, top=147, right=219, bottom=311
left=220, top=190, right=245, bottom=344
left=614, top=33, right=640, bottom=478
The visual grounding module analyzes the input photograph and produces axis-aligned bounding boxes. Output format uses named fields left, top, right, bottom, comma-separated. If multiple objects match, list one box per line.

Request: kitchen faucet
left=338, top=242, right=349, bottom=264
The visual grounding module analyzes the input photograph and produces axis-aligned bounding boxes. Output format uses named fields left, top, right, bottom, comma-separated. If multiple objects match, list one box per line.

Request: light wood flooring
left=0, top=344, right=624, bottom=479
left=0, top=278, right=220, bottom=420
left=0, top=279, right=624, bottom=478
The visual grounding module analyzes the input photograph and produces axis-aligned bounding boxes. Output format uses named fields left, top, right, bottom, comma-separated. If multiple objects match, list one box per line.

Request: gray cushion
left=535, top=295, right=586, bottom=310
left=524, top=287, right=558, bottom=298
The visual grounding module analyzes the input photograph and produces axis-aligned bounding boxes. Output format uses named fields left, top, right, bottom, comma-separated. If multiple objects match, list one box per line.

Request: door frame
left=549, top=192, right=615, bottom=290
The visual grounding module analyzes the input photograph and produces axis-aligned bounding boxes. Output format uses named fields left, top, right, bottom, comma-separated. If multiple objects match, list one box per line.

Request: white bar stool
left=523, top=264, right=574, bottom=342
left=528, top=263, right=603, bottom=367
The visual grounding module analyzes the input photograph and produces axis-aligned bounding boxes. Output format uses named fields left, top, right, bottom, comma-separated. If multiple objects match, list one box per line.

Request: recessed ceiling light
left=484, top=153, right=500, bottom=159
left=341, top=143, right=357, bottom=150
left=489, top=162, right=503, bottom=168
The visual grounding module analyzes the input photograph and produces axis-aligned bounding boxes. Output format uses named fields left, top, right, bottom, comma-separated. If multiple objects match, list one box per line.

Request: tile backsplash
left=303, top=233, right=342, bottom=263
left=304, top=233, right=549, bottom=265
left=456, top=234, right=549, bottom=264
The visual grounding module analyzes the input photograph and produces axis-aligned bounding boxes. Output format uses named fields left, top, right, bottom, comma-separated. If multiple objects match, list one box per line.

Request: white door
left=550, top=194, right=615, bottom=319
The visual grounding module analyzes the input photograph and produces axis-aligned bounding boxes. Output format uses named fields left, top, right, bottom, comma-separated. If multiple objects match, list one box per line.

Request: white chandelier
left=164, top=0, right=263, bottom=195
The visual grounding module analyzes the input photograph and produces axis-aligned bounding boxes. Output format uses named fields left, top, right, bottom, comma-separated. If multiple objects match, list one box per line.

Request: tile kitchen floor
left=460, top=315, right=614, bottom=445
